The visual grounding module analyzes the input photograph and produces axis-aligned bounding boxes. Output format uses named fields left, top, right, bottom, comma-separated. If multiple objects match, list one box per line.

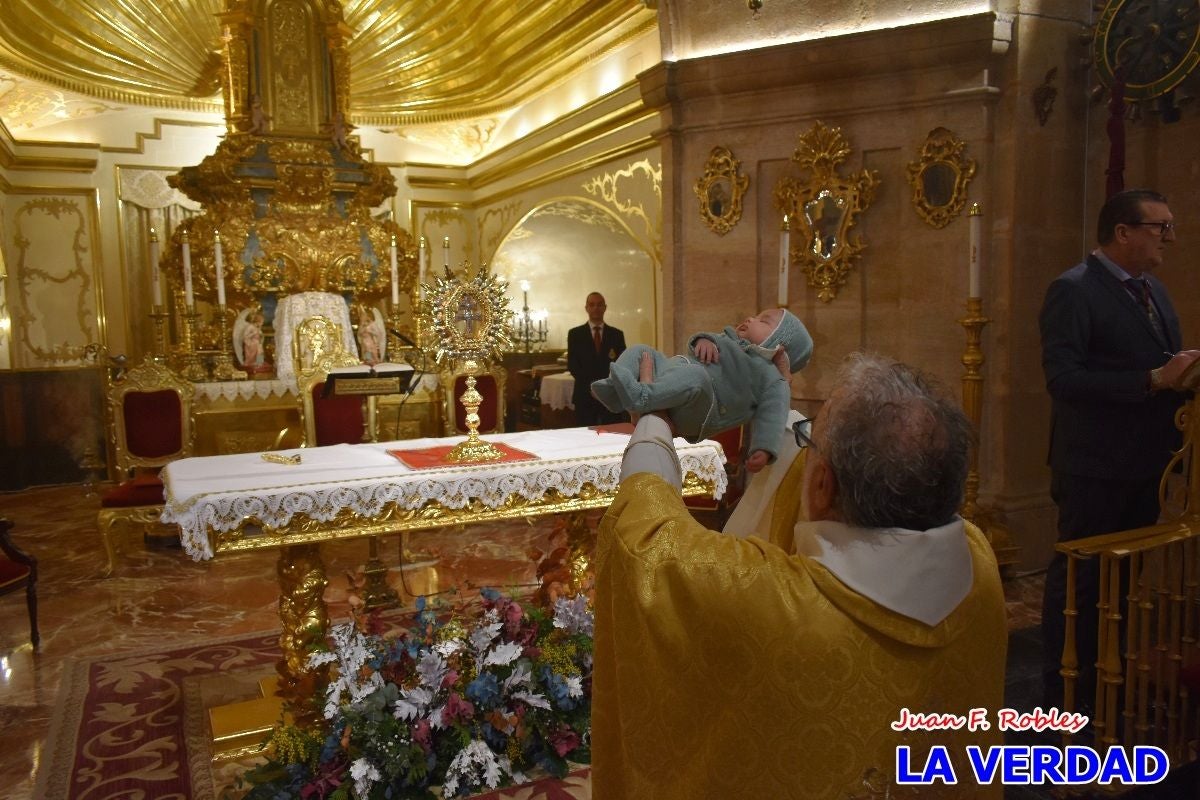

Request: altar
left=160, top=426, right=727, bottom=719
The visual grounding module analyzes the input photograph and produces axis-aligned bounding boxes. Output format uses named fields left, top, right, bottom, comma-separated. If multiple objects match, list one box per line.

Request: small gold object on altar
left=261, top=452, right=302, bottom=465
left=445, top=359, right=505, bottom=463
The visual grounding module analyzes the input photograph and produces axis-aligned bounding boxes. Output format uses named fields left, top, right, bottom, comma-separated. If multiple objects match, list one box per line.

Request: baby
left=590, top=307, right=812, bottom=471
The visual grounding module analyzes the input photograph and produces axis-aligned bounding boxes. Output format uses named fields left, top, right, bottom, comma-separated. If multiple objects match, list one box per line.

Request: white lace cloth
left=540, top=372, right=575, bottom=410
left=273, top=292, right=358, bottom=381
left=194, top=379, right=297, bottom=403
left=161, top=427, right=727, bottom=560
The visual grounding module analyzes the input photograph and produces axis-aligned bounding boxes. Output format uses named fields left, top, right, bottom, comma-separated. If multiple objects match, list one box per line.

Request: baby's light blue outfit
left=590, top=310, right=813, bottom=462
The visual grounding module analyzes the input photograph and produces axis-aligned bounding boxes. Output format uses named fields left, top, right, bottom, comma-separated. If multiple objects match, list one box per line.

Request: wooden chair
left=0, top=518, right=38, bottom=648
left=96, top=356, right=194, bottom=576
left=440, top=365, right=506, bottom=436
left=683, top=425, right=747, bottom=526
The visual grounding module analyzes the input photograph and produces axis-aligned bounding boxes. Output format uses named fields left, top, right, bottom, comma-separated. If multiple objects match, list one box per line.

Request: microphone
left=388, top=328, right=419, bottom=349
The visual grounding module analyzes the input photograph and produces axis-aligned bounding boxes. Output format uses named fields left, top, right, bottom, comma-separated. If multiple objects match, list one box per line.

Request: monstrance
left=418, top=262, right=513, bottom=462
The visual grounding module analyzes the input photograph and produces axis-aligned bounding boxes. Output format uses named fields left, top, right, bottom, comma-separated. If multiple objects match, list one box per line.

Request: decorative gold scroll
left=905, top=127, right=976, bottom=229
left=693, top=146, right=749, bottom=236
left=773, top=121, right=879, bottom=303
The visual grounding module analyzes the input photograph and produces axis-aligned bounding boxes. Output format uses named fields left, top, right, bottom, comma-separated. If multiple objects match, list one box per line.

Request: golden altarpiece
left=148, top=0, right=432, bottom=453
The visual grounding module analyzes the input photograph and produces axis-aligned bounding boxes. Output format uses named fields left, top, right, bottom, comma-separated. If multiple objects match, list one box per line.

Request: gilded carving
left=583, top=158, right=663, bottom=268
left=905, top=127, right=976, bottom=229
left=276, top=543, right=329, bottom=724
left=418, top=263, right=513, bottom=368
left=774, top=122, right=880, bottom=304
left=693, top=146, right=749, bottom=236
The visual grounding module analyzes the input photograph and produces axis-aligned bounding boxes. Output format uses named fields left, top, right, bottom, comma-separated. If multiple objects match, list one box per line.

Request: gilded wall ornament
left=773, top=121, right=879, bottom=303
left=693, top=146, right=749, bottom=236
left=905, top=127, right=976, bottom=229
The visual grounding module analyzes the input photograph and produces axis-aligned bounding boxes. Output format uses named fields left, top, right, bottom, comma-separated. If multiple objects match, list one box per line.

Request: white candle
left=778, top=214, right=790, bottom=307
left=418, top=236, right=426, bottom=289
left=442, top=236, right=450, bottom=270
left=389, top=234, right=400, bottom=306
left=181, top=231, right=194, bottom=309
left=213, top=230, right=226, bottom=308
left=968, top=203, right=982, bottom=298
left=149, top=228, right=162, bottom=307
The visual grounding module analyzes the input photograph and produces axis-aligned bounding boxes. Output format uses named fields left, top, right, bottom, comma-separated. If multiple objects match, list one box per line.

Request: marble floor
left=0, top=482, right=575, bottom=800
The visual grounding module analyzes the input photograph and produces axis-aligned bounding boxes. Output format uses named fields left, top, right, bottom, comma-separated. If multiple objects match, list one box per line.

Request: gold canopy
left=0, top=0, right=655, bottom=125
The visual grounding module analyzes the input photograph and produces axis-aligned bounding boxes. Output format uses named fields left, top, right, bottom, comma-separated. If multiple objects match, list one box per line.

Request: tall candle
left=389, top=234, right=400, bottom=306
left=418, top=236, right=426, bottom=289
left=181, top=230, right=194, bottom=309
left=149, top=228, right=162, bottom=307
left=213, top=230, right=226, bottom=307
left=968, top=202, right=982, bottom=298
left=778, top=214, right=790, bottom=307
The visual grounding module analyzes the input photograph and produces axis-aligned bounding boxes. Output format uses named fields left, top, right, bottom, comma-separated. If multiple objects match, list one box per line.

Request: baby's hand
left=694, top=338, right=719, bottom=364
left=745, top=450, right=770, bottom=473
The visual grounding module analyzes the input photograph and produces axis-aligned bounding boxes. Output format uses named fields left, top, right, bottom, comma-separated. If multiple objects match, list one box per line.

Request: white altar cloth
left=540, top=372, right=575, bottom=410
left=161, top=427, right=727, bottom=560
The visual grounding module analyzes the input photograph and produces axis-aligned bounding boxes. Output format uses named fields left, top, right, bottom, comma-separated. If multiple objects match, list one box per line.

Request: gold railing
left=1056, top=396, right=1200, bottom=767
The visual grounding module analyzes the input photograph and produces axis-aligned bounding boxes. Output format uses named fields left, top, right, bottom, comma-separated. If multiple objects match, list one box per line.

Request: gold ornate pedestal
left=445, top=361, right=504, bottom=463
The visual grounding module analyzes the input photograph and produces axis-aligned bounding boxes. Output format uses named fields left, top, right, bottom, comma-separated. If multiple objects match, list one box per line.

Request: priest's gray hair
left=822, top=352, right=973, bottom=531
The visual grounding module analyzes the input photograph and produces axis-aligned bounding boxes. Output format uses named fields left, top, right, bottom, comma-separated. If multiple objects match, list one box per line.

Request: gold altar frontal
left=160, top=428, right=728, bottom=755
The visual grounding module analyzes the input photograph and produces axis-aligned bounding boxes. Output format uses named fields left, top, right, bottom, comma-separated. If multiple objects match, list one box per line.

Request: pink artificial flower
left=443, top=692, right=475, bottom=724
left=547, top=726, right=581, bottom=758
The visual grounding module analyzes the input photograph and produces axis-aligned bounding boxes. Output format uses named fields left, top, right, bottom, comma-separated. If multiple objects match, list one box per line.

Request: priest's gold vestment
left=592, top=472, right=1007, bottom=799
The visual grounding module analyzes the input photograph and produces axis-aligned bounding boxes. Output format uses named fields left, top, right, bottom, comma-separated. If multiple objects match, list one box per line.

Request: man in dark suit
left=1040, top=189, right=1199, bottom=706
left=567, top=292, right=626, bottom=426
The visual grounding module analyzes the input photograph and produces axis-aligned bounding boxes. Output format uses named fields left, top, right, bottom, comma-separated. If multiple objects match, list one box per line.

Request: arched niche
left=490, top=198, right=656, bottom=352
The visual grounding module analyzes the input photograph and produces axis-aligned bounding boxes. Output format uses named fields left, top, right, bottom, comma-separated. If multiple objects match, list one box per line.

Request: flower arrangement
left=240, top=589, right=593, bottom=800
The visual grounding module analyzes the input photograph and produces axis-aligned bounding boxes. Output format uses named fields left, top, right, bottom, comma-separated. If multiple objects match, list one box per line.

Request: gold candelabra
left=445, top=359, right=505, bottom=463
left=150, top=305, right=169, bottom=360
left=181, top=311, right=208, bottom=382
left=210, top=305, right=239, bottom=381
left=959, top=297, right=1020, bottom=569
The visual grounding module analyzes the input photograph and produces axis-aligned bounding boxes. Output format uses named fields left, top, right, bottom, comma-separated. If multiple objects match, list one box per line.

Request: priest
left=592, top=352, right=1007, bottom=798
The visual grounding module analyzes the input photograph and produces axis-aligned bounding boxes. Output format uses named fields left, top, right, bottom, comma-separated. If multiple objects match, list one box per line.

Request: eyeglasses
left=792, top=418, right=816, bottom=450
left=1125, top=221, right=1176, bottom=236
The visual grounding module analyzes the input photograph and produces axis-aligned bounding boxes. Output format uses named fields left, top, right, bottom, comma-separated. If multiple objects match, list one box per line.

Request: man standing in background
left=1040, top=188, right=1198, bottom=708
left=567, top=292, right=626, bottom=426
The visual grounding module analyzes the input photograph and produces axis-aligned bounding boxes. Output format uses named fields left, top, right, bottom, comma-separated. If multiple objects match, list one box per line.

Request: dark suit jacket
left=567, top=322, right=626, bottom=407
left=1041, top=254, right=1186, bottom=481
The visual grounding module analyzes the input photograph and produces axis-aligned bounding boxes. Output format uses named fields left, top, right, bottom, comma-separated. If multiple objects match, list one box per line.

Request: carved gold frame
left=773, top=121, right=880, bottom=303
left=905, top=127, right=976, bottom=229
left=693, top=146, right=749, bottom=236
left=418, top=263, right=513, bottom=369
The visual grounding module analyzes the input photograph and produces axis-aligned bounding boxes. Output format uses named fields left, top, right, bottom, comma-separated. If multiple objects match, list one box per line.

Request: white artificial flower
left=552, top=595, right=594, bottom=637
left=469, top=620, right=503, bottom=652
left=502, top=662, right=532, bottom=692
left=512, top=690, right=551, bottom=709
left=484, top=641, right=522, bottom=667
left=442, top=739, right=511, bottom=796
left=350, top=757, right=382, bottom=797
left=565, top=675, right=583, bottom=699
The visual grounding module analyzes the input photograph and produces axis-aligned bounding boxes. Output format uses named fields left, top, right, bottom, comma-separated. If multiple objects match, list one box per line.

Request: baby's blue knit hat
left=763, top=309, right=813, bottom=373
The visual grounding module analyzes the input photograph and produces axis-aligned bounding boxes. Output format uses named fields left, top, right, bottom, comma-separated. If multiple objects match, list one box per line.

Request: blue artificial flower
left=539, top=666, right=580, bottom=711
left=480, top=587, right=501, bottom=601
left=465, top=672, right=500, bottom=707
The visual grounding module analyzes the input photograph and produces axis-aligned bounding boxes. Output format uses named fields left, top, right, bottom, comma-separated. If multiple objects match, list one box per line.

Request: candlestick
left=181, top=230, right=194, bottom=309
left=968, top=202, right=982, bottom=299
left=418, top=236, right=426, bottom=292
left=778, top=214, right=791, bottom=307
left=214, top=230, right=226, bottom=308
left=389, top=234, right=400, bottom=306
left=149, top=228, right=162, bottom=307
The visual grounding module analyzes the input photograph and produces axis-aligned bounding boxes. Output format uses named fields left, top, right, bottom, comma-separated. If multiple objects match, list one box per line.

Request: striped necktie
left=1126, top=278, right=1166, bottom=344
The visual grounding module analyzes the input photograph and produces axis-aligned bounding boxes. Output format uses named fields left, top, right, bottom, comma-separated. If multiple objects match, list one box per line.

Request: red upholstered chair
left=96, top=356, right=194, bottom=576
left=294, top=316, right=376, bottom=447
left=683, top=425, right=746, bottom=525
left=441, top=366, right=506, bottom=436
left=0, top=518, right=38, bottom=648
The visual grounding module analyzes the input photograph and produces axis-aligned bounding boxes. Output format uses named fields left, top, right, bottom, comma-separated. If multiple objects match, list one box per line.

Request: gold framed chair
left=293, top=316, right=378, bottom=447
left=440, top=365, right=506, bottom=436
left=96, top=356, right=194, bottom=576
left=0, top=518, right=38, bottom=648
